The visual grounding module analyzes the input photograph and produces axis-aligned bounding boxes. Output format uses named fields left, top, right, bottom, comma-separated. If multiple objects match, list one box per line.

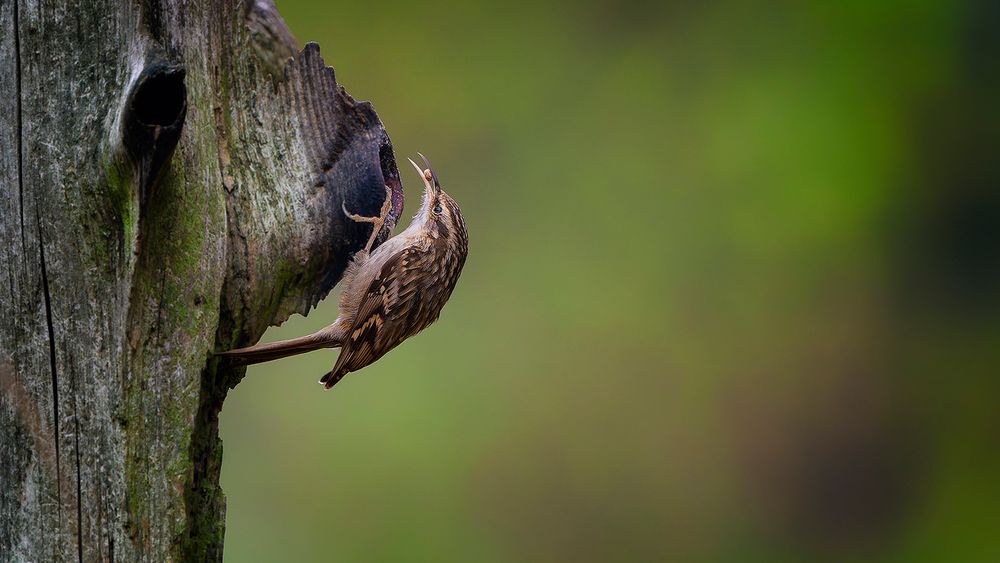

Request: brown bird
left=218, top=154, right=468, bottom=388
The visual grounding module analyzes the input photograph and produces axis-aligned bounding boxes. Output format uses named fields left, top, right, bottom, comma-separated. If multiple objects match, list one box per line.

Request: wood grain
left=0, top=0, right=400, bottom=559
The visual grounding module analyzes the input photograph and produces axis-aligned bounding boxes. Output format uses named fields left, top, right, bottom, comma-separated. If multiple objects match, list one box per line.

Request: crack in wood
left=13, top=0, right=24, bottom=251
left=73, top=402, right=83, bottom=563
left=37, top=215, right=62, bottom=527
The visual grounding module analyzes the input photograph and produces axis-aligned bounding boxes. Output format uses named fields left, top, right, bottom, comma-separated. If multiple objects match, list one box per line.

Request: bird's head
left=407, top=154, right=466, bottom=242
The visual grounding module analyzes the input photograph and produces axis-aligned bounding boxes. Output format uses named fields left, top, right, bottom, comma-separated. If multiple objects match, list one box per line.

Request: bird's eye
left=433, top=204, right=443, bottom=214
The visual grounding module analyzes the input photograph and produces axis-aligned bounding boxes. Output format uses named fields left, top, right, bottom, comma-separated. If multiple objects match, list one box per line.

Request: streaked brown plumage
left=218, top=154, right=468, bottom=389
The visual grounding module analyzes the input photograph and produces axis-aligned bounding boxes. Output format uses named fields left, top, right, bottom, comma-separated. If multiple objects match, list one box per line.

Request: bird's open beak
left=418, top=153, right=442, bottom=192
left=408, top=153, right=441, bottom=194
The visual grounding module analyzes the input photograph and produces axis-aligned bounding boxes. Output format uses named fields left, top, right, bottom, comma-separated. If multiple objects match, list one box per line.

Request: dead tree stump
left=0, top=0, right=402, bottom=559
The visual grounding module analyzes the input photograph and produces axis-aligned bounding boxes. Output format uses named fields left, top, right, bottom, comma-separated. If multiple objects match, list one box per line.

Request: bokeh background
left=220, top=1, right=1000, bottom=561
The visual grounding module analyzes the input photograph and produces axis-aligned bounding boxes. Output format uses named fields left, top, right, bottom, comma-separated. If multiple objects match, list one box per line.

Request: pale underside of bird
left=217, top=154, right=468, bottom=389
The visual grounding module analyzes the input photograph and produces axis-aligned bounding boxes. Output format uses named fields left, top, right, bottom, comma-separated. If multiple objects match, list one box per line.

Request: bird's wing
left=321, top=244, right=424, bottom=387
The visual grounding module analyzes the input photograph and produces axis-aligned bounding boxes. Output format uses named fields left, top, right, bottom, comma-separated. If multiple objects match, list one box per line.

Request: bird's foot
left=343, top=184, right=393, bottom=254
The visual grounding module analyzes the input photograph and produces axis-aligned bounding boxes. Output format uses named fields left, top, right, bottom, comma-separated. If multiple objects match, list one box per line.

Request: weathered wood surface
left=0, top=0, right=401, bottom=560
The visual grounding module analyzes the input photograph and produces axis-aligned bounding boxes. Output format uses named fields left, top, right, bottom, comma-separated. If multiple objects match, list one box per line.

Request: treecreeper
left=218, top=154, right=469, bottom=388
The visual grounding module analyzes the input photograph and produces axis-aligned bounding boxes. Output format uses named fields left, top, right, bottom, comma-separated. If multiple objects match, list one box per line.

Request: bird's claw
left=342, top=201, right=378, bottom=224
left=343, top=184, right=394, bottom=254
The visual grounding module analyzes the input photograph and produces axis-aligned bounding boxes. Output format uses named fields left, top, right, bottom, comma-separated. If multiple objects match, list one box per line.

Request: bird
left=217, top=154, right=468, bottom=389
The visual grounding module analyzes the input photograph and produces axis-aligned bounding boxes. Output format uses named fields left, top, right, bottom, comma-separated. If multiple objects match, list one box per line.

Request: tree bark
left=0, top=0, right=401, bottom=560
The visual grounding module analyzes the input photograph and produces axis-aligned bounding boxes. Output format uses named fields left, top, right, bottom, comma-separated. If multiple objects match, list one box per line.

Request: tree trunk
left=0, top=0, right=401, bottom=560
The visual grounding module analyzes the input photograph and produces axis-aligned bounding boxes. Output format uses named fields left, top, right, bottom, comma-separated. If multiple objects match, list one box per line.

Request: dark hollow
left=122, top=62, right=189, bottom=214
left=378, top=137, right=404, bottom=224
left=133, top=70, right=187, bottom=127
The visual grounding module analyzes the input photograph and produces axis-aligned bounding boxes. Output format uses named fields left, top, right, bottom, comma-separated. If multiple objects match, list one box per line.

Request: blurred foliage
left=220, top=0, right=1000, bottom=561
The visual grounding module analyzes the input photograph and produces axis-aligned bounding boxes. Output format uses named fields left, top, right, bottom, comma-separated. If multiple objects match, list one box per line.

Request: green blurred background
left=220, top=1, right=1000, bottom=561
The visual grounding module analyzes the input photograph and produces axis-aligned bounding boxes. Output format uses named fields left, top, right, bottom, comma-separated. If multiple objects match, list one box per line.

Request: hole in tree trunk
left=132, top=68, right=187, bottom=127
left=121, top=61, right=188, bottom=214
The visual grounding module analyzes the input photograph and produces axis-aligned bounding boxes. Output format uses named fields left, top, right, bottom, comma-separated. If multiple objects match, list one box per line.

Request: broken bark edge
left=181, top=358, right=228, bottom=561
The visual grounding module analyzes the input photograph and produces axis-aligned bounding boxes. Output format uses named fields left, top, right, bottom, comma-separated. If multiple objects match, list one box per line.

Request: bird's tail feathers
left=319, top=368, right=348, bottom=390
left=216, top=330, right=341, bottom=366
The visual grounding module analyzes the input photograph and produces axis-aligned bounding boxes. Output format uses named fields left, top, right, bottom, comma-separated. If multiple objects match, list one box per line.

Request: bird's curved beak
left=407, top=153, right=441, bottom=194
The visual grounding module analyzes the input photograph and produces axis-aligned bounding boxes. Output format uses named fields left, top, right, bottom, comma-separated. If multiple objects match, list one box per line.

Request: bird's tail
left=319, top=368, right=348, bottom=390
left=216, top=329, right=341, bottom=366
